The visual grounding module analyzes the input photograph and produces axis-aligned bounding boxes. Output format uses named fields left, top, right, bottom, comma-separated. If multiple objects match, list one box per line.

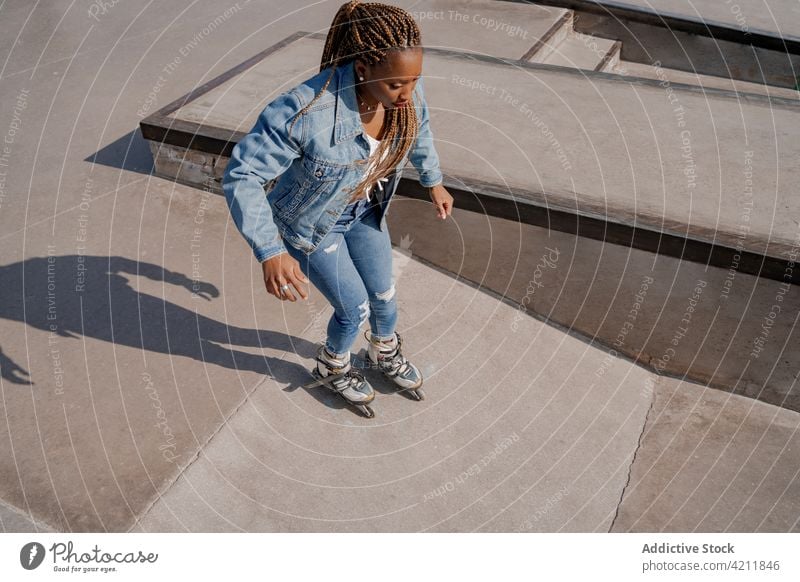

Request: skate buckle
left=365, top=330, right=403, bottom=350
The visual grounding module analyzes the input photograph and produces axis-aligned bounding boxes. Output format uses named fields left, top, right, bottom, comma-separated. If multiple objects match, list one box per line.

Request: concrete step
left=539, top=30, right=617, bottom=70
left=522, top=9, right=573, bottom=62
left=523, top=9, right=618, bottom=71
left=597, top=39, right=621, bottom=72
left=565, top=1, right=800, bottom=89
left=538, top=0, right=800, bottom=51
left=526, top=2, right=799, bottom=92
left=397, top=0, right=569, bottom=60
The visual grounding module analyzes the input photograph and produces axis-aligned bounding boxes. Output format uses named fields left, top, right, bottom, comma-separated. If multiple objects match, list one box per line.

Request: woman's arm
left=408, top=76, right=443, bottom=188
left=222, top=90, right=305, bottom=263
left=409, top=77, right=453, bottom=219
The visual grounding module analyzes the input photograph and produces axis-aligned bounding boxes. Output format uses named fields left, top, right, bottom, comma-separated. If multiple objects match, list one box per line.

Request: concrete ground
left=0, top=0, right=798, bottom=533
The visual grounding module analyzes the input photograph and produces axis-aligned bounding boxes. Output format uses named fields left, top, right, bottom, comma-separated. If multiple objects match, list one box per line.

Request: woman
left=222, top=1, right=453, bottom=417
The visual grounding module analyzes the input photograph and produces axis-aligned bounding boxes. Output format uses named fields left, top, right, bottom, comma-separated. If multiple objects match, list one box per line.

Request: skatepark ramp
left=139, top=17, right=800, bottom=413
left=2, top=0, right=798, bottom=536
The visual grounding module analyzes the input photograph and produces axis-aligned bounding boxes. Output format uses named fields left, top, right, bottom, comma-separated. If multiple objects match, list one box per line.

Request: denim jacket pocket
left=281, top=155, right=348, bottom=220
left=270, top=180, right=299, bottom=210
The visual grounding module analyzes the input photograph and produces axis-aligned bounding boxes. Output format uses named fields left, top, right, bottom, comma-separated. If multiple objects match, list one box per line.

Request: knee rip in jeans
left=375, top=280, right=396, bottom=302
left=357, top=298, right=370, bottom=324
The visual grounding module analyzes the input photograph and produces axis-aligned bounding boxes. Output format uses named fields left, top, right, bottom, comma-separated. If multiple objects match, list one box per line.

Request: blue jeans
left=283, top=196, right=397, bottom=357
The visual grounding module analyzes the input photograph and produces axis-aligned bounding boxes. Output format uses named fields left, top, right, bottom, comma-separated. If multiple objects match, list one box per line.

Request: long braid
left=288, top=1, right=421, bottom=202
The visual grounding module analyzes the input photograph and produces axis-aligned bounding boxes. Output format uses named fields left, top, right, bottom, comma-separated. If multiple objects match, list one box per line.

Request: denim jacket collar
left=333, top=60, right=363, bottom=145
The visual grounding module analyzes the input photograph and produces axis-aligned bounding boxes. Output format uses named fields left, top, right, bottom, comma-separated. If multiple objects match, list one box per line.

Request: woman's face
left=355, top=47, right=423, bottom=110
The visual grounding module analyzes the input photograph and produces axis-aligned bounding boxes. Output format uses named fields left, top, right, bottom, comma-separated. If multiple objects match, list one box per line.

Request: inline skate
left=364, top=330, right=425, bottom=401
left=301, top=345, right=376, bottom=418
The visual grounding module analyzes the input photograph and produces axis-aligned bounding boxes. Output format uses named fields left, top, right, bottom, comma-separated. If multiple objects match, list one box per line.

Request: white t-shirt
left=363, top=132, right=389, bottom=201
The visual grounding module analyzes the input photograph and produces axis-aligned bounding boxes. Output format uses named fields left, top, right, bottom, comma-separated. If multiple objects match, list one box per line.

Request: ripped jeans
left=283, top=195, right=397, bottom=357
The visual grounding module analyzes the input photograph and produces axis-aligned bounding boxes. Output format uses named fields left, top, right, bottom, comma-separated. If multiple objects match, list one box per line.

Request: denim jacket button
left=314, top=169, right=323, bottom=177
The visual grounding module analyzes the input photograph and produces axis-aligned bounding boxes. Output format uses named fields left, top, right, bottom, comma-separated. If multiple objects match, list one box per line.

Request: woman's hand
left=262, top=252, right=309, bottom=301
left=429, top=183, right=454, bottom=220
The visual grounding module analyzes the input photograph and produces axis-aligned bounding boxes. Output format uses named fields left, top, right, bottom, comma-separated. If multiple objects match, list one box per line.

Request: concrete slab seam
left=0, top=495, right=57, bottom=533
left=608, top=373, right=661, bottom=532
left=127, top=371, right=277, bottom=532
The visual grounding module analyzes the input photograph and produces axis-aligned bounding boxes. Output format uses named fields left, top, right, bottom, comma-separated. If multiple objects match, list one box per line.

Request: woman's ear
left=354, top=60, right=366, bottom=81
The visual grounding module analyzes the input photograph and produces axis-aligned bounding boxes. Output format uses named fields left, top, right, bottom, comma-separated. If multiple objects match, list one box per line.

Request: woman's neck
left=355, top=81, right=380, bottom=112
left=361, top=108, right=386, bottom=140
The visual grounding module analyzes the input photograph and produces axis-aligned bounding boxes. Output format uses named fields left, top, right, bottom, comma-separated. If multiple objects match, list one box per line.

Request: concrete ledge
left=140, top=32, right=800, bottom=288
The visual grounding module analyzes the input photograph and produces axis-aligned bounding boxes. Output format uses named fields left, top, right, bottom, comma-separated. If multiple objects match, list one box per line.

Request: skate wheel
left=411, top=387, right=425, bottom=401
left=357, top=404, right=375, bottom=419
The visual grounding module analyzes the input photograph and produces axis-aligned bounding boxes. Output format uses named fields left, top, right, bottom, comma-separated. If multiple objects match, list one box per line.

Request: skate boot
left=365, top=330, right=425, bottom=400
left=303, top=345, right=375, bottom=418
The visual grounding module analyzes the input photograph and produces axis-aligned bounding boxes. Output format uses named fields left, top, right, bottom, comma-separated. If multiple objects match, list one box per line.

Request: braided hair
left=288, top=1, right=422, bottom=202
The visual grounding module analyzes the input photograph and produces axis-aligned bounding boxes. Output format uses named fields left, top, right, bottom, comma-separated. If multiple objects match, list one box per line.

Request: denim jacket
left=222, top=59, right=443, bottom=262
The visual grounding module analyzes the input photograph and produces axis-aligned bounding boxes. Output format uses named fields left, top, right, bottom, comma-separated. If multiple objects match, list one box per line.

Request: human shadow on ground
left=0, top=255, right=322, bottom=382
left=1, top=255, right=405, bottom=415
left=0, top=346, right=32, bottom=385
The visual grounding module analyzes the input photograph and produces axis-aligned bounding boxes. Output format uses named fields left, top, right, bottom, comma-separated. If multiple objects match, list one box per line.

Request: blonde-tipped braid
left=288, top=1, right=421, bottom=202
